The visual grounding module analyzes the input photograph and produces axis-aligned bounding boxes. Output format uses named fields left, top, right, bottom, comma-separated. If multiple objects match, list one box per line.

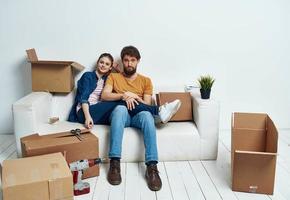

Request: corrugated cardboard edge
left=70, top=62, right=85, bottom=71
left=26, top=48, right=38, bottom=62
left=266, top=116, right=278, bottom=153
left=26, top=48, right=85, bottom=72
left=0, top=162, right=2, bottom=181
left=21, top=133, right=40, bottom=157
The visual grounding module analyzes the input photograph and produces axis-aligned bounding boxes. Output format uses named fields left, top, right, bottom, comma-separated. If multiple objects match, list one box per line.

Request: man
left=101, top=46, right=180, bottom=191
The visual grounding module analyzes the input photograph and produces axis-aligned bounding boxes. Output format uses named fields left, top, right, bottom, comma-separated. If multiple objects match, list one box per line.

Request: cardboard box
left=156, top=92, right=193, bottom=121
left=2, top=153, right=73, bottom=200
left=21, top=129, right=99, bottom=179
left=26, top=48, right=84, bottom=93
left=231, top=112, right=278, bottom=194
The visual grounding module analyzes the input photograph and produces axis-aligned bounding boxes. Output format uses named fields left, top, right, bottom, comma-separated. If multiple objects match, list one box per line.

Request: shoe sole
left=108, top=178, right=122, bottom=185
left=162, top=101, right=182, bottom=124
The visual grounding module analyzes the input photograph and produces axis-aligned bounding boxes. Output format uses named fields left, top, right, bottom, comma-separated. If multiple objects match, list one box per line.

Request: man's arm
left=101, top=84, right=123, bottom=101
left=142, top=94, right=152, bottom=105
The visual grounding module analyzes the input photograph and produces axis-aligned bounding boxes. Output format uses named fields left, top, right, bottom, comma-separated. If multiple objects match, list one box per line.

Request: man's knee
left=112, top=105, right=128, bottom=115
left=110, top=105, right=129, bottom=123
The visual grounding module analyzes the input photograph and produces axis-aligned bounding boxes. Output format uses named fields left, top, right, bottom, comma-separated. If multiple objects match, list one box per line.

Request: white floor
left=0, top=130, right=290, bottom=200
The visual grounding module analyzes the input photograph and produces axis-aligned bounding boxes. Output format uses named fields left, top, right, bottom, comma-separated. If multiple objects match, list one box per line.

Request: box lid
left=26, top=48, right=84, bottom=71
left=21, top=129, right=95, bottom=149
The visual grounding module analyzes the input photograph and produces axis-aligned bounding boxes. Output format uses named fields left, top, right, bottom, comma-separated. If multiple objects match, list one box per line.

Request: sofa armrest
left=13, top=92, right=52, bottom=157
left=191, top=91, right=220, bottom=159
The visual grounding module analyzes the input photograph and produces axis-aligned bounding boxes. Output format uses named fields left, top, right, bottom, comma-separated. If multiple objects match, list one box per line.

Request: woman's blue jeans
left=77, top=101, right=159, bottom=125
left=109, top=105, right=158, bottom=163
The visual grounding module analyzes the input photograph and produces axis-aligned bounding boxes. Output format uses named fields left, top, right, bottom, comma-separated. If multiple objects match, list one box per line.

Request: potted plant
left=197, top=75, right=215, bottom=99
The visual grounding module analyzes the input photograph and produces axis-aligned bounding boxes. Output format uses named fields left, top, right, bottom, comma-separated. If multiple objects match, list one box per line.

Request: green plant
left=198, top=75, right=215, bottom=90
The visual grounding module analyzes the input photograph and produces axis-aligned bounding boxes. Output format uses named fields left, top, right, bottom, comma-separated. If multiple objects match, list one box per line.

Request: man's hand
left=123, top=91, right=141, bottom=101
left=125, top=97, right=139, bottom=110
left=85, top=116, right=94, bottom=129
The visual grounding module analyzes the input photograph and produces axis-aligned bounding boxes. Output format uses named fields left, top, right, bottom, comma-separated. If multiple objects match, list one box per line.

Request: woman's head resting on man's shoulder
left=96, top=53, right=114, bottom=75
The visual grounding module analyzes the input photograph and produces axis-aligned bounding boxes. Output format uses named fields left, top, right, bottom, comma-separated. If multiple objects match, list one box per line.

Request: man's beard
left=123, top=66, right=137, bottom=76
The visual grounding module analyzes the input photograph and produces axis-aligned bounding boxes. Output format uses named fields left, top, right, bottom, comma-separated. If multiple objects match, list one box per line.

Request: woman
left=68, top=53, right=181, bottom=129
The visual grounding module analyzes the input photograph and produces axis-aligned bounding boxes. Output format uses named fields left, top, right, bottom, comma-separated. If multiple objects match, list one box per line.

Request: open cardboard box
left=2, top=153, right=73, bottom=200
left=231, top=112, right=278, bottom=194
left=26, top=48, right=85, bottom=93
left=21, top=129, right=99, bottom=179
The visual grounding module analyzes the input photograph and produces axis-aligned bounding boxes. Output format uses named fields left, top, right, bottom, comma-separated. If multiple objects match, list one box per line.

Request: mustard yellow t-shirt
left=105, top=73, right=153, bottom=98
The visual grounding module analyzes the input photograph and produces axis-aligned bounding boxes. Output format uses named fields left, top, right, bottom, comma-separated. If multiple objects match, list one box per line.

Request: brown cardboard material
left=26, top=48, right=85, bottom=93
left=21, top=129, right=99, bottom=179
left=156, top=92, right=193, bottom=121
left=2, top=153, right=73, bottom=200
left=231, top=112, right=278, bottom=195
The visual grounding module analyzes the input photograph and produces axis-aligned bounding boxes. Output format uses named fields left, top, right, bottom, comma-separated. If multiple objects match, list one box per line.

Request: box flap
left=232, top=129, right=266, bottom=152
left=21, top=133, right=40, bottom=142
left=30, top=60, right=73, bottom=65
left=24, top=137, right=80, bottom=149
left=266, top=116, right=278, bottom=153
left=26, top=48, right=84, bottom=72
left=26, top=48, right=38, bottom=62
left=71, top=62, right=85, bottom=71
left=40, top=129, right=91, bottom=138
left=21, top=133, right=41, bottom=157
left=21, top=129, right=95, bottom=154
left=48, top=178, right=73, bottom=200
left=234, top=150, right=277, bottom=156
left=232, top=112, right=267, bottom=130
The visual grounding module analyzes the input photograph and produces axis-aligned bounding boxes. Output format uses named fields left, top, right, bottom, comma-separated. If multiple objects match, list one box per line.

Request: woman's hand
left=85, top=116, right=94, bottom=129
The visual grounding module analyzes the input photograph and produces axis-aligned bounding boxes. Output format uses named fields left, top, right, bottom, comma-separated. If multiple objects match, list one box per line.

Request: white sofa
left=12, top=87, right=220, bottom=162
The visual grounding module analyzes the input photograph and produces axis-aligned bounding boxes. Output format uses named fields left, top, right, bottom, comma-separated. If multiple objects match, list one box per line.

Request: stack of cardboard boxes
left=1, top=130, right=100, bottom=200
left=21, top=129, right=100, bottom=178
left=1, top=50, right=102, bottom=199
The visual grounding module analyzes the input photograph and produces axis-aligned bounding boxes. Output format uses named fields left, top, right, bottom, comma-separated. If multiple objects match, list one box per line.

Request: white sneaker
left=158, top=99, right=182, bottom=124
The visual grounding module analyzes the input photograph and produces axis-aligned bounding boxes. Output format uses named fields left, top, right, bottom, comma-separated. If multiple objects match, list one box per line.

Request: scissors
left=56, top=128, right=88, bottom=141
left=70, top=128, right=83, bottom=141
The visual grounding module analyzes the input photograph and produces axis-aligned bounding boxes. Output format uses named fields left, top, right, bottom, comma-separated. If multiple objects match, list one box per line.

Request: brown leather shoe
left=107, top=159, right=121, bottom=185
left=145, top=164, right=162, bottom=191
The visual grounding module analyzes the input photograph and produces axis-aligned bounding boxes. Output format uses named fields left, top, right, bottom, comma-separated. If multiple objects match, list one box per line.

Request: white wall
left=1, top=0, right=289, bottom=134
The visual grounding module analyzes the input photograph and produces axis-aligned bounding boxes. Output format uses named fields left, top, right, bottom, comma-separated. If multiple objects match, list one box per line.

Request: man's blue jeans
left=109, top=105, right=158, bottom=163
